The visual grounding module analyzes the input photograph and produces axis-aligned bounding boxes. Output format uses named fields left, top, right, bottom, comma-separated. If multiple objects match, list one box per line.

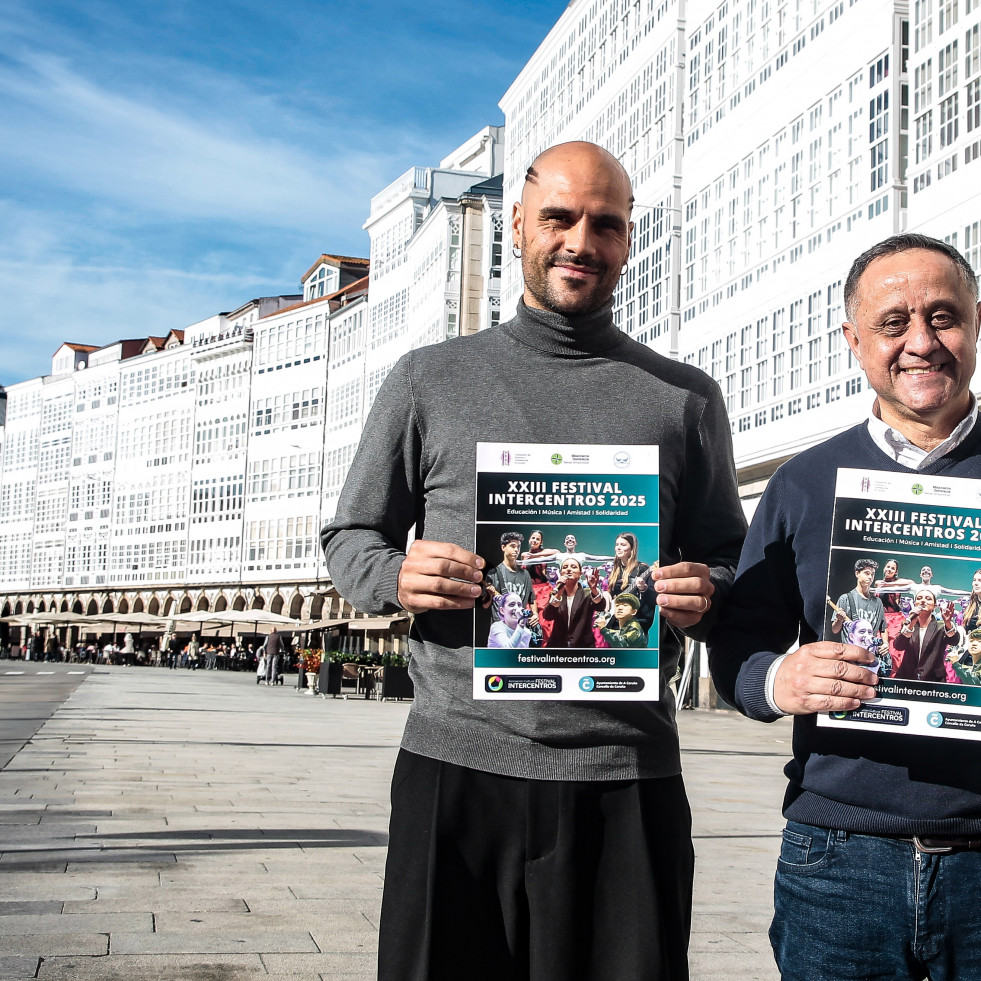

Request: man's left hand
left=652, top=562, right=715, bottom=628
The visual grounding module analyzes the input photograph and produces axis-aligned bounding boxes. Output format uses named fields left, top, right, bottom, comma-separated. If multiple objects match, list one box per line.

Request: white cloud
left=0, top=202, right=298, bottom=385
left=0, top=52, right=396, bottom=231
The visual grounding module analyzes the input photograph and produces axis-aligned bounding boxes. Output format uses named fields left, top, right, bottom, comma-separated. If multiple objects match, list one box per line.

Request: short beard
left=521, top=245, right=616, bottom=316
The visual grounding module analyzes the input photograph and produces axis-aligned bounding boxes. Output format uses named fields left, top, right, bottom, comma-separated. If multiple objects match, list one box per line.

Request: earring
left=512, top=246, right=521, bottom=259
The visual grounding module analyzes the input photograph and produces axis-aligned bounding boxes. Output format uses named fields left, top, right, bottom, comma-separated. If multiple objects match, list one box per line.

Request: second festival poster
left=819, top=467, right=981, bottom=740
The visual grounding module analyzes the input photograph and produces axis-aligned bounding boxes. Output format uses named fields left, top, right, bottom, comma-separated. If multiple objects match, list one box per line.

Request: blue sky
left=0, top=0, right=562, bottom=384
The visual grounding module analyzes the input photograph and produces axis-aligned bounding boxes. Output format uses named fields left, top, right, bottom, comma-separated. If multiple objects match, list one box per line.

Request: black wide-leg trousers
left=378, top=749, right=693, bottom=981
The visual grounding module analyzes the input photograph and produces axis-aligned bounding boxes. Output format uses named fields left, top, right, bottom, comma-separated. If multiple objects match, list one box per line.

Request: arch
left=72, top=600, right=83, bottom=614
left=214, top=595, right=228, bottom=612
left=102, top=598, right=114, bottom=614
left=26, top=601, right=35, bottom=613
left=37, top=600, right=47, bottom=612
left=87, top=599, right=98, bottom=615
left=118, top=598, right=130, bottom=614
left=196, top=595, right=210, bottom=612
left=148, top=597, right=160, bottom=615
left=270, top=594, right=284, bottom=615
left=14, top=601, right=24, bottom=615
left=233, top=595, right=246, bottom=611
left=1, top=602, right=11, bottom=618
left=288, top=593, right=304, bottom=619
left=310, top=594, right=325, bottom=621
left=179, top=596, right=192, bottom=614
left=251, top=594, right=265, bottom=610
left=133, top=597, right=145, bottom=613
left=60, top=599, right=69, bottom=612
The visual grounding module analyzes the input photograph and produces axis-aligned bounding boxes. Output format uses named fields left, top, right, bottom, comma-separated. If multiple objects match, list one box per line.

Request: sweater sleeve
left=707, top=468, right=804, bottom=722
left=320, top=357, right=422, bottom=615
left=673, top=385, right=748, bottom=642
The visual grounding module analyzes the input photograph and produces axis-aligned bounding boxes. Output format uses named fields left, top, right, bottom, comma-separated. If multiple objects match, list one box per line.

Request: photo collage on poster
left=819, top=468, right=981, bottom=741
left=473, top=443, right=659, bottom=701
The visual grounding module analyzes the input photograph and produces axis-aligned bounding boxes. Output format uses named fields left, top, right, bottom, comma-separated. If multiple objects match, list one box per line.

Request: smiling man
left=709, top=233, right=981, bottom=981
left=322, top=141, right=745, bottom=980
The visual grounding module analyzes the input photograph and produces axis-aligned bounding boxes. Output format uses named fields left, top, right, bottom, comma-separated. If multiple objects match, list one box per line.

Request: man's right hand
left=397, top=540, right=485, bottom=614
left=773, top=642, right=879, bottom=715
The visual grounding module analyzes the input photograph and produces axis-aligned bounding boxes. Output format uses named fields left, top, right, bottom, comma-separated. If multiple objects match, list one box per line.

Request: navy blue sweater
left=709, top=419, right=981, bottom=835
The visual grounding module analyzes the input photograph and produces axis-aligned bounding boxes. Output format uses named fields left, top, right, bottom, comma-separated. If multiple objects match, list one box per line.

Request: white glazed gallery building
left=500, top=0, right=981, bottom=507
left=6, top=0, right=981, bottom=636
left=0, top=133, right=505, bottom=644
left=0, top=262, right=371, bottom=638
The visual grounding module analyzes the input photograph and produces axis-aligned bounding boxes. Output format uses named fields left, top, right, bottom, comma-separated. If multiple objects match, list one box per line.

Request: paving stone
left=1, top=826, right=98, bottom=841
left=690, top=948, right=778, bottom=980
left=110, top=930, right=320, bottom=955
left=0, top=911, right=152, bottom=934
left=260, top=951, right=377, bottom=974
left=0, top=880, right=98, bottom=902
left=0, top=933, right=110, bottom=956
left=289, top=879, right=385, bottom=901
left=0, top=899, right=64, bottom=914
left=1, top=838, right=102, bottom=853
left=0, top=954, right=41, bottom=978
left=38, top=809, right=114, bottom=818
left=37, top=954, right=264, bottom=979
left=154, top=909, right=374, bottom=935
left=63, top=891, right=250, bottom=914
left=243, top=898, right=381, bottom=916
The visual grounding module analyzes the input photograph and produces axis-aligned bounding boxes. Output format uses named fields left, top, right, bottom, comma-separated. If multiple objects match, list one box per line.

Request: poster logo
left=912, top=483, right=924, bottom=495
left=485, top=675, right=562, bottom=693
left=860, top=477, right=871, bottom=493
left=500, top=451, right=511, bottom=466
left=550, top=453, right=563, bottom=465
left=579, top=677, right=595, bottom=692
left=827, top=705, right=909, bottom=726
left=614, top=451, right=631, bottom=468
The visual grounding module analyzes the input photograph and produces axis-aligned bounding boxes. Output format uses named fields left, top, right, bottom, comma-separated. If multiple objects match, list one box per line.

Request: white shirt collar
left=867, top=394, right=978, bottom=470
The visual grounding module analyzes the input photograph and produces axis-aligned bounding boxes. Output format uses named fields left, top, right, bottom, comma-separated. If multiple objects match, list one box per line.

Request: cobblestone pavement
left=0, top=663, right=791, bottom=980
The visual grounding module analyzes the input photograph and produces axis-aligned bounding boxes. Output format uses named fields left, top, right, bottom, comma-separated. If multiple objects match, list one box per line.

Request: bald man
left=322, top=142, right=745, bottom=980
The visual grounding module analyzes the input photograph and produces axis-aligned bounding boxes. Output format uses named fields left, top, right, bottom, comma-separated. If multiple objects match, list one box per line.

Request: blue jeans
left=771, top=820, right=981, bottom=980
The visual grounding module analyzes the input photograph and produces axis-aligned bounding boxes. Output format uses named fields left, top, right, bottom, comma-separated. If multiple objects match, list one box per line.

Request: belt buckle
left=913, top=836, right=956, bottom=854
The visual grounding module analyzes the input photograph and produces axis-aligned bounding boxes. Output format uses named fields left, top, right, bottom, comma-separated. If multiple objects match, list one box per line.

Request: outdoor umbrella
left=211, top=610, right=300, bottom=635
left=79, top=612, right=169, bottom=631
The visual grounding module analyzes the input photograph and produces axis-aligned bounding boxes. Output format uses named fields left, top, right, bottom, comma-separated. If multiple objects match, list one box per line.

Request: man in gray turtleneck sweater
left=322, top=142, right=745, bottom=981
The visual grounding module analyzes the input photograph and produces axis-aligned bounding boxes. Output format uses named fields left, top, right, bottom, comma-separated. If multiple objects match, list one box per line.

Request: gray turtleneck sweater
left=321, top=300, right=745, bottom=781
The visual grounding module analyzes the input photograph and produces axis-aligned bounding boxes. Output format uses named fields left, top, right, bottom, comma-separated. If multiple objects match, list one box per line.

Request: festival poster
left=817, top=467, right=981, bottom=740
left=472, top=442, right=659, bottom=701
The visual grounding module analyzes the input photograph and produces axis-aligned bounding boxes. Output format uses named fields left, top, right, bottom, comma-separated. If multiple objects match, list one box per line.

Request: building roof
left=300, top=253, right=370, bottom=283
left=223, top=296, right=302, bottom=320
left=467, top=173, right=504, bottom=195
left=258, top=275, right=369, bottom=320
left=55, top=330, right=185, bottom=366
left=56, top=343, right=99, bottom=354
left=331, top=275, right=369, bottom=305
